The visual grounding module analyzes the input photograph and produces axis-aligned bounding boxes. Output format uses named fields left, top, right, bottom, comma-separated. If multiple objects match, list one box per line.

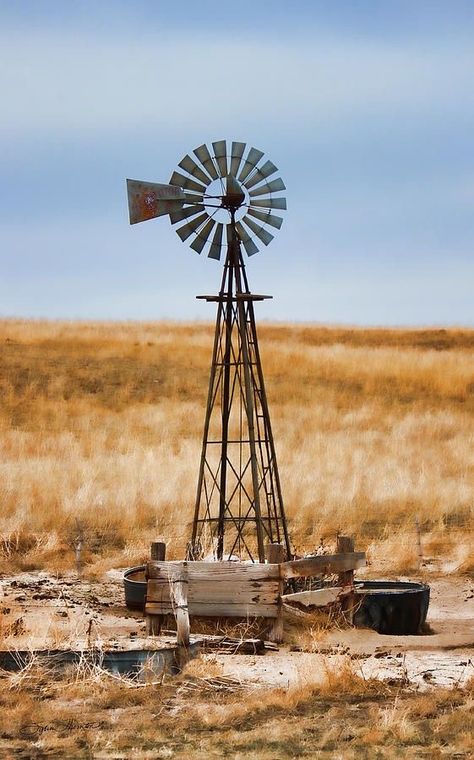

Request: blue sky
left=1, top=1, right=473, bottom=325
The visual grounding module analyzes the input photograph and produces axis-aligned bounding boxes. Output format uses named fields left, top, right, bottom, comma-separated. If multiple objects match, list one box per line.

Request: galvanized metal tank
left=123, top=565, right=147, bottom=611
left=353, top=580, right=430, bottom=635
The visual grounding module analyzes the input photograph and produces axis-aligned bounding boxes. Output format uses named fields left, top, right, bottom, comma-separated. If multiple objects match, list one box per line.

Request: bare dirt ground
left=1, top=570, right=472, bottom=689
left=215, top=575, right=474, bottom=691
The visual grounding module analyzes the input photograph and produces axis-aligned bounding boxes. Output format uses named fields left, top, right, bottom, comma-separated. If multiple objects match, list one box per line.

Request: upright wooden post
left=171, top=562, right=190, bottom=669
left=146, top=542, right=167, bottom=635
left=337, top=535, right=355, bottom=624
left=266, top=543, right=285, bottom=566
left=150, top=541, right=166, bottom=561
left=415, top=517, right=423, bottom=570
left=266, top=543, right=285, bottom=643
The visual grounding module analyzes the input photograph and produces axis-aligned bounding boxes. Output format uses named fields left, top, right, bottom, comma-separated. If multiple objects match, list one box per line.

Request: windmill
left=127, top=140, right=291, bottom=564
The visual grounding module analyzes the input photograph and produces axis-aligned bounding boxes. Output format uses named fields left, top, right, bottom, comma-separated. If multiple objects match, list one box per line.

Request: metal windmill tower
left=127, top=140, right=291, bottom=563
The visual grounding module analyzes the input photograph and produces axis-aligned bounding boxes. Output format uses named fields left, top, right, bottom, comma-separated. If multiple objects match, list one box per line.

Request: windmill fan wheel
left=168, top=140, right=287, bottom=260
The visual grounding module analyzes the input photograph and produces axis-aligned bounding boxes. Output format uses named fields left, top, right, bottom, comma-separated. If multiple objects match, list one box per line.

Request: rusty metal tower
left=127, top=140, right=291, bottom=563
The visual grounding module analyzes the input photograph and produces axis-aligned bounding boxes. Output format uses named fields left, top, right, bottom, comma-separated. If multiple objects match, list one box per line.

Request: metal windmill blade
left=212, top=140, right=228, bottom=178
left=249, top=177, right=286, bottom=198
left=249, top=197, right=287, bottom=210
left=243, top=160, right=278, bottom=190
left=246, top=207, right=283, bottom=229
left=237, top=147, right=265, bottom=184
left=230, top=141, right=246, bottom=177
left=190, top=218, right=216, bottom=254
left=207, top=224, right=224, bottom=260
left=235, top=222, right=259, bottom=256
left=241, top=215, right=274, bottom=246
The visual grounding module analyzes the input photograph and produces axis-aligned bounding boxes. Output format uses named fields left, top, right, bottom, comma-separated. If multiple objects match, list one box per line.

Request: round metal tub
left=124, top=565, right=147, bottom=611
left=353, top=580, right=430, bottom=635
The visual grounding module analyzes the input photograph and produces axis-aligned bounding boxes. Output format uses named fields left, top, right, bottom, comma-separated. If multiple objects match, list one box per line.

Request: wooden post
left=145, top=542, right=167, bottom=635
left=266, top=543, right=285, bottom=643
left=266, top=543, right=285, bottom=565
left=171, top=562, right=190, bottom=669
left=337, top=535, right=355, bottom=624
left=415, top=517, right=423, bottom=570
left=150, top=541, right=166, bottom=561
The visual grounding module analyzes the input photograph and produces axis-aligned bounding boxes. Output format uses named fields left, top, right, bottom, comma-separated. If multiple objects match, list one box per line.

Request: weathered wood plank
left=281, top=552, right=366, bottom=579
left=145, top=601, right=278, bottom=618
left=147, top=579, right=279, bottom=605
left=147, top=560, right=279, bottom=581
left=282, top=587, right=344, bottom=607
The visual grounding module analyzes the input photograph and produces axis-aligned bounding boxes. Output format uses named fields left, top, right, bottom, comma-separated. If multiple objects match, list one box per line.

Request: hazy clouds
left=1, top=2, right=473, bottom=325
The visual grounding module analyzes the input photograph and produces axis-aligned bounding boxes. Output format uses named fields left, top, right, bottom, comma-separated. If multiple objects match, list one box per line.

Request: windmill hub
left=203, top=176, right=249, bottom=224
left=222, top=174, right=246, bottom=210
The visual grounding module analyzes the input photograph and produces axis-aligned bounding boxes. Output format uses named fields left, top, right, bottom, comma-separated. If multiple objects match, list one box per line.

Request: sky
left=1, top=1, right=473, bottom=326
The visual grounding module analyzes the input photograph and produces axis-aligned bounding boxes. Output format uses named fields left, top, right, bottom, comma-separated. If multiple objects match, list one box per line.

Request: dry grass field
left=0, top=659, right=472, bottom=758
left=0, top=318, right=473, bottom=575
left=0, top=318, right=473, bottom=758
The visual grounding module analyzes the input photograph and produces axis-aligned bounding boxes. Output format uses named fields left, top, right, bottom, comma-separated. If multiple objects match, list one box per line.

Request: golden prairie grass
left=0, top=318, right=472, bottom=573
left=0, top=658, right=472, bottom=758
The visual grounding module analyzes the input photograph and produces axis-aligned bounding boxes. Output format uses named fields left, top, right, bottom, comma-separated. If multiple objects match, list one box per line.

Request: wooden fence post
left=337, top=535, right=355, bottom=624
left=150, top=541, right=166, bottom=561
left=172, top=562, right=190, bottom=669
left=145, top=542, right=167, bottom=635
left=265, top=543, right=285, bottom=643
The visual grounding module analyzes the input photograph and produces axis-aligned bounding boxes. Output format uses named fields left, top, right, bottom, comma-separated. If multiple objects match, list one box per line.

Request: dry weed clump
left=0, top=319, right=472, bottom=573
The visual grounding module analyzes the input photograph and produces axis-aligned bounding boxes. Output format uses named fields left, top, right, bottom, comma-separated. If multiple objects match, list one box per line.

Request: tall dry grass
left=0, top=318, right=472, bottom=572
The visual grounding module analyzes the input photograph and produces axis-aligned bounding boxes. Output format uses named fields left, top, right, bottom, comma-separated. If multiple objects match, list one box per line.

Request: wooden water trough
left=144, top=538, right=366, bottom=663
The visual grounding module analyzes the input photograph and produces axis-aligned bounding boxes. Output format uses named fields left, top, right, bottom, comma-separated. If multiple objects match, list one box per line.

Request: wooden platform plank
left=281, top=553, right=366, bottom=579
left=146, top=560, right=279, bottom=582
left=282, top=587, right=344, bottom=607
left=145, top=601, right=278, bottom=618
left=147, top=579, right=278, bottom=603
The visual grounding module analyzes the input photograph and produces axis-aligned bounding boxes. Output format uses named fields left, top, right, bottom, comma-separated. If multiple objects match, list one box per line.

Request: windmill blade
left=178, top=154, right=211, bottom=186
left=250, top=196, right=287, bottom=210
left=207, top=223, right=223, bottom=260
left=126, top=179, right=185, bottom=224
left=243, top=160, right=278, bottom=190
left=249, top=177, right=286, bottom=198
left=242, top=216, right=274, bottom=246
left=212, top=140, right=227, bottom=178
left=182, top=191, right=205, bottom=204
left=235, top=222, right=259, bottom=256
left=190, top=218, right=216, bottom=254
left=176, top=212, right=209, bottom=242
left=193, top=143, right=219, bottom=180
left=169, top=204, right=205, bottom=225
left=170, top=171, right=207, bottom=194
left=230, top=141, right=246, bottom=177
left=246, top=208, right=283, bottom=229
left=238, top=146, right=264, bottom=183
